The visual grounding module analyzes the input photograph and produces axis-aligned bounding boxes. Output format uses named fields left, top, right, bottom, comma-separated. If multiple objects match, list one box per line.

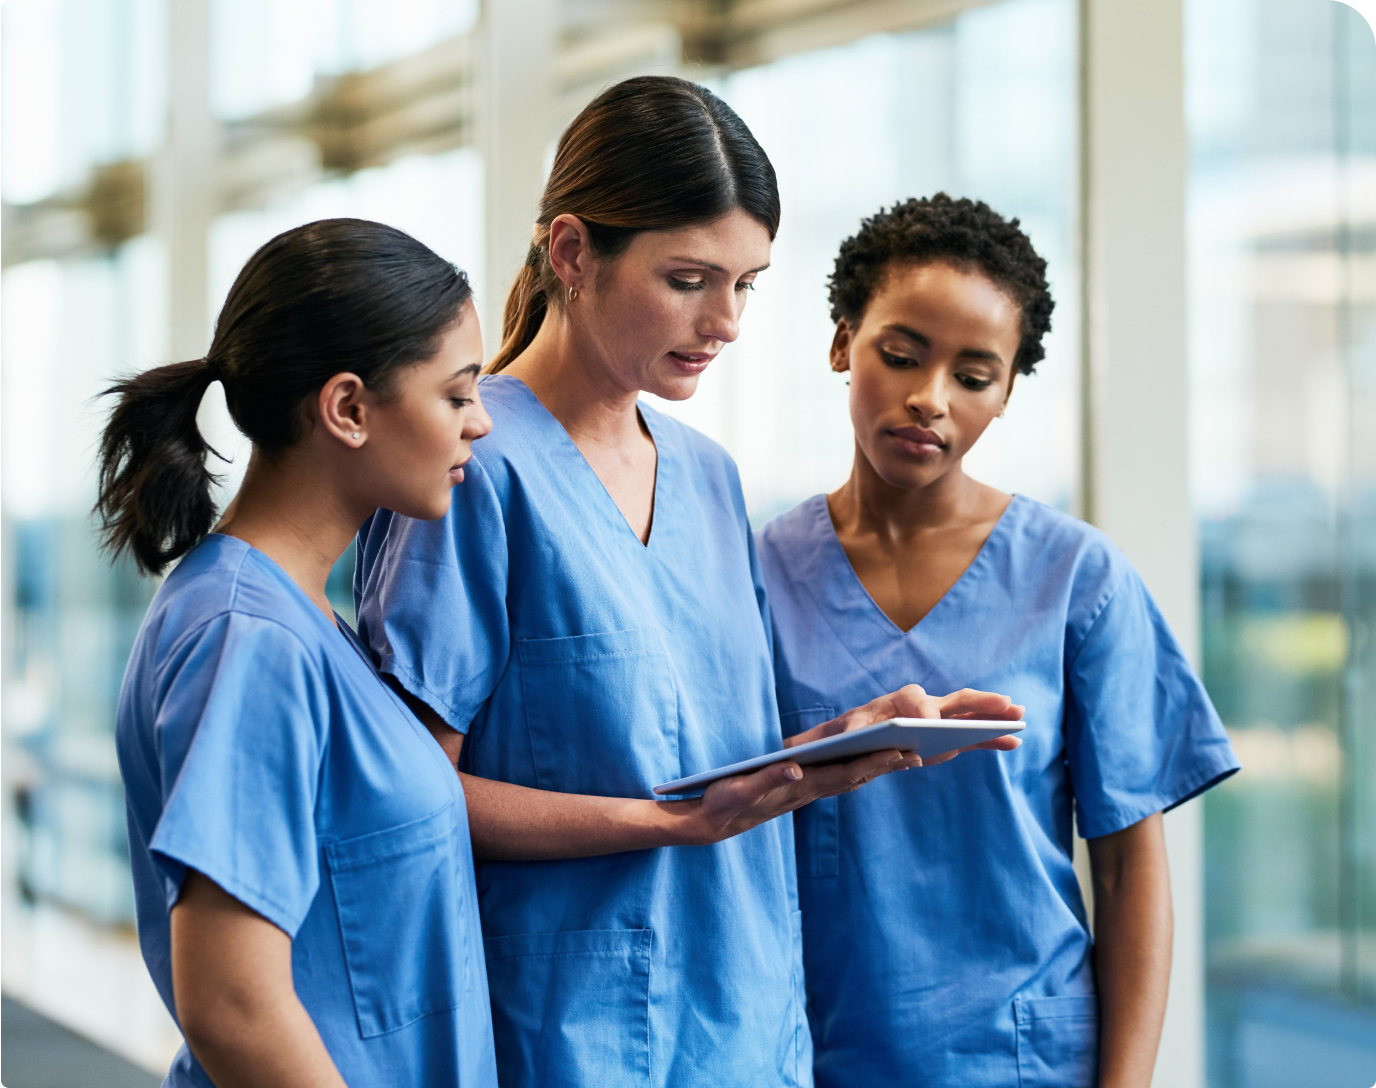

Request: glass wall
left=0, top=0, right=486, bottom=937
left=2, top=0, right=167, bottom=926
left=1186, top=0, right=1376, bottom=1082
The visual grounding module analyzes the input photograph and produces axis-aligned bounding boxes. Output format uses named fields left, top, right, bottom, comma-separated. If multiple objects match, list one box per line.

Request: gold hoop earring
left=567, top=286, right=578, bottom=302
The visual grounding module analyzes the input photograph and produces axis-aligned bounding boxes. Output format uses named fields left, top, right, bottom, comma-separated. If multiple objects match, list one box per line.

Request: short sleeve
left=354, top=455, right=510, bottom=732
left=1064, top=569, right=1240, bottom=839
left=148, top=613, right=327, bottom=935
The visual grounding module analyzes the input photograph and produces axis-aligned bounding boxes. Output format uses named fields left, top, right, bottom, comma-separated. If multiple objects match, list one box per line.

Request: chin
left=647, top=373, right=702, bottom=403
left=391, top=492, right=454, bottom=522
left=873, top=458, right=943, bottom=493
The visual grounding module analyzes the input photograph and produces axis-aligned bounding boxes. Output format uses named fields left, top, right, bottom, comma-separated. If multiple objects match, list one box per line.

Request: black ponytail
left=95, top=218, right=473, bottom=576
left=95, top=359, right=223, bottom=575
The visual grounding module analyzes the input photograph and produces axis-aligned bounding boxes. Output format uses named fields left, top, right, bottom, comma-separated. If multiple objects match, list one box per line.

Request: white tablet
left=652, top=718, right=1025, bottom=796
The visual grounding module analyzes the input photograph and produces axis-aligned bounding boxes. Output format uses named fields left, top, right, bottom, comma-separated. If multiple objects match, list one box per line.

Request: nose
left=465, top=394, right=494, bottom=441
left=906, top=369, right=949, bottom=423
left=699, top=285, right=742, bottom=345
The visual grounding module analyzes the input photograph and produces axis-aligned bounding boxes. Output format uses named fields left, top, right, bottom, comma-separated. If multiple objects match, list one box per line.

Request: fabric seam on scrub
left=1062, top=566, right=1130, bottom=673
left=1075, top=756, right=1241, bottom=840
left=795, top=559, right=927, bottom=694
left=1062, top=567, right=1239, bottom=838
left=378, top=659, right=472, bottom=734
left=152, top=837, right=306, bottom=937
left=150, top=545, right=253, bottom=677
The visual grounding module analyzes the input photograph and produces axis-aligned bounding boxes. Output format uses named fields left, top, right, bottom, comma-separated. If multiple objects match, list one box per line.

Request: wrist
left=642, top=796, right=717, bottom=847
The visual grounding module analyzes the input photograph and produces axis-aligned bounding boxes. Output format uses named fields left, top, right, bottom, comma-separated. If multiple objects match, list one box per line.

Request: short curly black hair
left=827, top=194, right=1054, bottom=375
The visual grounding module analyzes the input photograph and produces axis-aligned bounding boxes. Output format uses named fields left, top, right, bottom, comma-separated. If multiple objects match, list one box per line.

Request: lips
left=667, top=350, right=718, bottom=373
left=889, top=425, right=947, bottom=455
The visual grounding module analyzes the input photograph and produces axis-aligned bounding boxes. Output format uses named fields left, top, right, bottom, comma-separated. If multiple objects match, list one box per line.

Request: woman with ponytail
left=103, top=218, right=497, bottom=1088
left=354, top=78, right=1019, bottom=1088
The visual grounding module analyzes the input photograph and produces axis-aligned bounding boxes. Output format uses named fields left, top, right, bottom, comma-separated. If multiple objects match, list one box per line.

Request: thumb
left=742, top=760, right=804, bottom=798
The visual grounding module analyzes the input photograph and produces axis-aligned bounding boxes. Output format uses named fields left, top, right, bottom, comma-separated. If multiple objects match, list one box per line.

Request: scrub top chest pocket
left=517, top=628, right=680, bottom=798
left=325, top=801, right=472, bottom=1038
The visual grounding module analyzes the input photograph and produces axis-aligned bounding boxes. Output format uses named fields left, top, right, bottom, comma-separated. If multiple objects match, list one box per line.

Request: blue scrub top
left=117, top=535, right=497, bottom=1088
left=756, top=494, right=1239, bottom=1088
left=355, top=374, right=810, bottom=1088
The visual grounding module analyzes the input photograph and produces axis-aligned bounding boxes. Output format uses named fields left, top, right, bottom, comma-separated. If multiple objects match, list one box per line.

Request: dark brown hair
left=95, top=218, right=473, bottom=575
left=488, top=75, right=780, bottom=372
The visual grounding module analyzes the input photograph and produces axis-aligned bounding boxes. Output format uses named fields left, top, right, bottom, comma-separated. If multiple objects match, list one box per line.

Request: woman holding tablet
left=756, top=195, right=1240, bottom=1088
left=354, top=79, right=1019, bottom=1088
left=103, top=220, right=497, bottom=1088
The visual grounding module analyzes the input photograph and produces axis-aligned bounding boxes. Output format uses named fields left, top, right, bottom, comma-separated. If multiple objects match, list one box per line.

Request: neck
left=215, top=447, right=365, bottom=623
left=830, top=447, right=983, bottom=541
left=501, top=309, right=645, bottom=449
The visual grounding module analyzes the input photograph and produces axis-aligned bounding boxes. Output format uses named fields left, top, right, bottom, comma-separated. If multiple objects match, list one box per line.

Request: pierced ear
left=317, top=372, right=368, bottom=446
left=829, top=320, right=853, bottom=374
left=547, top=214, right=593, bottom=295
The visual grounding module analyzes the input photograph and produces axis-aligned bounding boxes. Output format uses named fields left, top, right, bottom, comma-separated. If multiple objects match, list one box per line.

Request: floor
left=0, top=899, right=182, bottom=1074
left=1, top=996, right=162, bottom=1088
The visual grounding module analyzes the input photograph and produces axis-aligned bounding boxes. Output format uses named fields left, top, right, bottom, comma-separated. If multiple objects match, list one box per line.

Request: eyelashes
left=879, top=352, right=995, bottom=390
left=668, top=279, right=756, bottom=292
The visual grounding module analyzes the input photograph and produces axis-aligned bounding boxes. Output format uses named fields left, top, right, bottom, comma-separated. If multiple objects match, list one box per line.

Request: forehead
left=415, top=303, right=483, bottom=375
left=864, top=260, right=1021, bottom=341
left=625, top=209, right=772, bottom=270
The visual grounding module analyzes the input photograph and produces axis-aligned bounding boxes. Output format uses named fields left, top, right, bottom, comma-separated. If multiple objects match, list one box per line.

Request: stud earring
left=568, top=286, right=578, bottom=302
left=352, top=432, right=360, bottom=439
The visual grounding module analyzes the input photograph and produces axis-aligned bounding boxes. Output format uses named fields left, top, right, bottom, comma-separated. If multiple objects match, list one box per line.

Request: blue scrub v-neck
left=517, top=378, right=669, bottom=551
left=356, top=374, right=811, bottom=1088
left=758, top=493, right=1238, bottom=1088
left=813, top=490, right=1017, bottom=645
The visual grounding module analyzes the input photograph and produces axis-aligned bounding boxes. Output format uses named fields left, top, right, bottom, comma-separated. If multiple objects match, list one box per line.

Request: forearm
left=1089, top=812, right=1172, bottom=1088
left=460, top=771, right=702, bottom=860
left=182, top=989, right=346, bottom=1088
left=403, top=681, right=914, bottom=862
left=408, top=679, right=1008, bottom=863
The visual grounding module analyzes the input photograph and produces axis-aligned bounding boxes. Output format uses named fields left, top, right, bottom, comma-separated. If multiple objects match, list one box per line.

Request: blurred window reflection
left=1187, top=0, right=1376, bottom=1082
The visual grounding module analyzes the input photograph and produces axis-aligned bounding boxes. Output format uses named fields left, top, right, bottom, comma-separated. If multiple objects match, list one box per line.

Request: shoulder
left=757, top=496, right=827, bottom=561
left=755, top=495, right=832, bottom=595
left=145, top=538, right=326, bottom=675
left=1002, top=498, right=1159, bottom=654
left=1004, top=496, right=1132, bottom=591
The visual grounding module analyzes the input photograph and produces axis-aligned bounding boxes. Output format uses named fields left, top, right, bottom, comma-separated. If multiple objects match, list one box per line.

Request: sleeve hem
left=377, top=658, right=471, bottom=735
left=152, top=843, right=306, bottom=938
left=1077, top=754, right=1243, bottom=840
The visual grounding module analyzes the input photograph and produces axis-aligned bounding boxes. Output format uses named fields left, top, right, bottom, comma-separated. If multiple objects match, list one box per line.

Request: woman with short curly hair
left=756, top=194, right=1239, bottom=1088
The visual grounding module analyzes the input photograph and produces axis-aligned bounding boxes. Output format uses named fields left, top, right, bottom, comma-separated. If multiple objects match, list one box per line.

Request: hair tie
left=204, top=357, right=225, bottom=383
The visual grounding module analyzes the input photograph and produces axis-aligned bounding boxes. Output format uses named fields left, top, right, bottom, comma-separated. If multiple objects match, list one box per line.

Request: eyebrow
left=883, top=323, right=1005, bottom=364
left=450, top=363, right=482, bottom=379
left=667, top=257, right=771, bottom=275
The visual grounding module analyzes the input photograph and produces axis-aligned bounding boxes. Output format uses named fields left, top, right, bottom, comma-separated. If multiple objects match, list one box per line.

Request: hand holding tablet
left=654, top=718, right=1026, bottom=797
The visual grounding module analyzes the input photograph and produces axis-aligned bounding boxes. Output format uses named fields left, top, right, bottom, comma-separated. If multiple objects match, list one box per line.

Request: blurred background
left=0, top=1, right=1371, bottom=1085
